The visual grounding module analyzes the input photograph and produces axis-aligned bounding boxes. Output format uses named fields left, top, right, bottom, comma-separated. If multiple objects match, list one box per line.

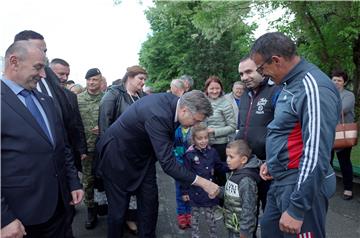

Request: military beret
left=85, top=68, right=101, bottom=79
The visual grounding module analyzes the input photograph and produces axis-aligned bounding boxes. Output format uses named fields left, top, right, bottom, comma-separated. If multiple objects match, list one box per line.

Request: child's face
left=193, top=130, right=209, bottom=149
left=226, top=147, right=248, bottom=170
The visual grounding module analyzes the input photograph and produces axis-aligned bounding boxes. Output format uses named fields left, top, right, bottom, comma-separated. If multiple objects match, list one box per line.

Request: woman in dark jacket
left=98, top=65, right=148, bottom=234
left=99, top=66, right=147, bottom=135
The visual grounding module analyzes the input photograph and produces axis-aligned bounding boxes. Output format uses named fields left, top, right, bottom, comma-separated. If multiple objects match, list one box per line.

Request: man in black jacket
left=50, top=58, right=88, bottom=171
left=235, top=56, right=280, bottom=236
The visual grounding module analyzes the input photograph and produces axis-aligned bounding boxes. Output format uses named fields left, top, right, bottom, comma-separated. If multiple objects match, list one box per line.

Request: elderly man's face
left=14, top=47, right=46, bottom=90
left=232, top=84, right=245, bottom=98
left=170, top=85, right=185, bottom=97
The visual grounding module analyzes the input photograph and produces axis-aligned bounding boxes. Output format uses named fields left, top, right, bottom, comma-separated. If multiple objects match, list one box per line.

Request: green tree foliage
left=268, top=1, right=360, bottom=118
left=139, top=1, right=254, bottom=92
left=137, top=0, right=359, bottom=119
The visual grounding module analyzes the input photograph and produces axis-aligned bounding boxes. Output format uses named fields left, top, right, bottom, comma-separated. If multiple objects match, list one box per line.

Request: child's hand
left=182, top=195, right=190, bottom=202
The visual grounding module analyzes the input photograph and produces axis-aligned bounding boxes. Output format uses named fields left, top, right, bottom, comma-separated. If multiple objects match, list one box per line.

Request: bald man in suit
left=1, top=41, right=83, bottom=238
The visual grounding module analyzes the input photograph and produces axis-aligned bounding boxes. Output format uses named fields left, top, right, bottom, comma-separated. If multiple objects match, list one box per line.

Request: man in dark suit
left=1, top=41, right=83, bottom=237
left=97, top=90, right=220, bottom=238
left=13, top=31, right=87, bottom=238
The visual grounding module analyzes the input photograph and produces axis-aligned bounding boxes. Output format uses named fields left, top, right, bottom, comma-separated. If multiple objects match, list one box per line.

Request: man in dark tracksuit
left=251, top=32, right=341, bottom=238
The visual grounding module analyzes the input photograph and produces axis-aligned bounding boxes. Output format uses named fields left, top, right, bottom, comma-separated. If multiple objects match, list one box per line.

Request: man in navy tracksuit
left=251, top=32, right=341, bottom=238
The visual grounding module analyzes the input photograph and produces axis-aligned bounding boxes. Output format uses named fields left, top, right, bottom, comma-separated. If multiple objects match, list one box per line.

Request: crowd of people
left=1, top=29, right=356, bottom=238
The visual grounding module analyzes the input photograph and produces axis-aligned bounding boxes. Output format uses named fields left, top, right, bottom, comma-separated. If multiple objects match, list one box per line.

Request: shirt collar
left=174, top=99, right=180, bottom=123
left=1, top=77, right=25, bottom=95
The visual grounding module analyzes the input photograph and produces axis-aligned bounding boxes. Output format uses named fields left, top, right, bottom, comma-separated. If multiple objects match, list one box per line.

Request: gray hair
left=5, top=41, right=40, bottom=66
left=69, top=84, right=84, bottom=94
left=250, top=32, right=297, bottom=61
left=180, top=75, right=194, bottom=88
left=170, top=78, right=186, bottom=90
left=143, top=85, right=153, bottom=94
left=233, top=81, right=244, bottom=87
left=179, top=90, right=213, bottom=118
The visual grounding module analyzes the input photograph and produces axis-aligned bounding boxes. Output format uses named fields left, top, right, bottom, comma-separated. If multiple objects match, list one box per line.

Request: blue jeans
left=175, top=181, right=191, bottom=215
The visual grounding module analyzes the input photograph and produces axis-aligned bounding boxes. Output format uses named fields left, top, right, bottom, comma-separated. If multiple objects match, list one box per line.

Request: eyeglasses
left=255, top=56, right=272, bottom=75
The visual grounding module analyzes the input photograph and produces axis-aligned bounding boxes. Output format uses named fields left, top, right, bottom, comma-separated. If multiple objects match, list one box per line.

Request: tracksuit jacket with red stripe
left=266, top=58, right=341, bottom=220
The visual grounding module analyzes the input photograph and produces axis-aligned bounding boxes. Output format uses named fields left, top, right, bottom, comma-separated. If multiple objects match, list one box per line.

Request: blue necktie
left=19, top=89, right=51, bottom=141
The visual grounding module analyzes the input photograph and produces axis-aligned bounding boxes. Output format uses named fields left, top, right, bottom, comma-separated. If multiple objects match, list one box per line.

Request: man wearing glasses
left=253, top=32, right=341, bottom=238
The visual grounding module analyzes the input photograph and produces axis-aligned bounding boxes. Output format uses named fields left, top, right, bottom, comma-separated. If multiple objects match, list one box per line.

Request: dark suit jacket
left=63, top=88, right=87, bottom=171
left=1, top=81, right=82, bottom=227
left=44, top=67, right=87, bottom=156
left=97, top=93, right=196, bottom=192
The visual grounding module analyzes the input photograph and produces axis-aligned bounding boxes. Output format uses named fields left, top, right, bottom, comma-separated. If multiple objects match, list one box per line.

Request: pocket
left=2, top=176, right=32, bottom=188
left=321, top=173, right=336, bottom=199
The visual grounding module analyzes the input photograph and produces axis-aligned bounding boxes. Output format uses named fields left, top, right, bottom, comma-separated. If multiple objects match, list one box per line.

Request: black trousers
left=212, top=143, right=227, bottom=207
left=331, top=148, right=353, bottom=191
left=64, top=205, right=75, bottom=238
left=253, top=178, right=271, bottom=238
left=212, top=143, right=227, bottom=187
left=25, top=195, right=66, bottom=238
left=104, top=162, right=159, bottom=238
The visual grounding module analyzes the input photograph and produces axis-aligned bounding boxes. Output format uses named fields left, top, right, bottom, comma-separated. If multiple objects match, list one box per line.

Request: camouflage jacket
left=223, top=155, right=261, bottom=237
left=77, top=90, right=104, bottom=153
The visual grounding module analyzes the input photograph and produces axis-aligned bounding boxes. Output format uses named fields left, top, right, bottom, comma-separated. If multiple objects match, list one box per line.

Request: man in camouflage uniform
left=78, top=68, right=104, bottom=229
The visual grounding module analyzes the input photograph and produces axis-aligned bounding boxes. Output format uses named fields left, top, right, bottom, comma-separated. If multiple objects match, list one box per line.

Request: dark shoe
left=97, top=204, right=108, bottom=216
left=343, top=194, right=353, bottom=200
left=85, top=207, right=98, bottom=229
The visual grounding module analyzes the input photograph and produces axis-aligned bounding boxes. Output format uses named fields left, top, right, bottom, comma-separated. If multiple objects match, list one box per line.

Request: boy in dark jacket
left=181, top=124, right=229, bottom=238
left=221, top=140, right=261, bottom=238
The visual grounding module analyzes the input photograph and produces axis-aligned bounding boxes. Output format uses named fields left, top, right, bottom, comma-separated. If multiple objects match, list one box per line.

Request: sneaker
left=177, top=214, right=188, bottom=229
left=214, top=206, right=223, bottom=221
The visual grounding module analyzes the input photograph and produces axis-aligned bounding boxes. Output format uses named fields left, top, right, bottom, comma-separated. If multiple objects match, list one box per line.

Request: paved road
left=73, top=165, right=360, bottom=238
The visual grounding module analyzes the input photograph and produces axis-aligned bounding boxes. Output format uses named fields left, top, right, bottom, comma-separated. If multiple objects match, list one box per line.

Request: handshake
left=193, top=176, right=220, bottom=199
